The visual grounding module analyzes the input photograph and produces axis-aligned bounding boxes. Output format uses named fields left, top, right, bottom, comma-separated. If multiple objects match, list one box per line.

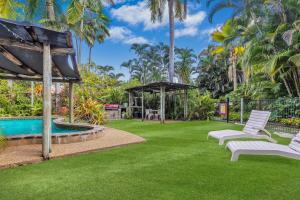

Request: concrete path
left=0, top=128, right=145, bottom=169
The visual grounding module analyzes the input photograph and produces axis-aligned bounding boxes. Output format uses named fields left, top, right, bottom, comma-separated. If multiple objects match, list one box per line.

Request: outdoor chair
left=208, top=110, right=276, bottom=145
left=226, top=131, right=300, bottom=161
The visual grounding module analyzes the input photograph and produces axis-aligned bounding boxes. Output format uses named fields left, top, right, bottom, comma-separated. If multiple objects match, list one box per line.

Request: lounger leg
left=267, top=137, right=277, bottom=143
left=219, top=138, right=225, bottom=145
left=231, top=152, right=240, bottom=161
left=207, top=134, right=211, bottom=140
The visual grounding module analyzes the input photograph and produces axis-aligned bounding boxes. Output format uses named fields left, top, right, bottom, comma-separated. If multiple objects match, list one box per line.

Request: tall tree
left=147, top=0, right=192, bottom=83
left=175, top=47, right=197, bottom=84
left=67, top=0, right=114, bottom=66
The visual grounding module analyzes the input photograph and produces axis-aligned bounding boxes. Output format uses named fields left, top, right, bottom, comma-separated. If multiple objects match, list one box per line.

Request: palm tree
left=147, top=0, right=192, bottom=83
left=81, top=15, right=110, bottom=65
left=0, top=0, right=23, bottom=19
left=175, top=48, right=197, bottom=84
left=211, top=19, right=244, bottom=90
left=67, top=0, right=114, bottom=65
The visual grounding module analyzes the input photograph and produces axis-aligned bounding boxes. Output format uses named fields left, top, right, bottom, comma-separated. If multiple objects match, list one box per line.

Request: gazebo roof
left=126, top=81, right=198, bottom=93
left=0, top=18, right=81, bottom=82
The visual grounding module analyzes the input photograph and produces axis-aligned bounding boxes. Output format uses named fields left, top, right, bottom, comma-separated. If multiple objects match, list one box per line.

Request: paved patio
left=0, top=128, right=145, bottom=169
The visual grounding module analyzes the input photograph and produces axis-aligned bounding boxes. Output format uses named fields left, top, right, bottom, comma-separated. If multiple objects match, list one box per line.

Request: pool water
left=0, top=119, right=82, bottom=136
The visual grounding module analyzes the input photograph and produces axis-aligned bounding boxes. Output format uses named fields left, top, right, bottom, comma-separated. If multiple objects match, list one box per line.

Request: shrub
left=279, top=118, right=300, bottom=127
left=189, top=91, right=217, bottom=120
left=229, top=112, right=250, bottom=122
left=74, top=98, right=105, bottom=125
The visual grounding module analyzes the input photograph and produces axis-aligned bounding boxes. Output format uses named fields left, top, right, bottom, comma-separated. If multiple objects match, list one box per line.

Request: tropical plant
left=189, top=91, right=216, bottom=120
left=67, top=0, right=114, bottom=65
left=175, top=48, right=197, bottom=84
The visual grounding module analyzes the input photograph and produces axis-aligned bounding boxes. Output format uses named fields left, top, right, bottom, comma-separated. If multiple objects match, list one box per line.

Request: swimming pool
left=0, top=119, right=82, bottom=136
left=0, top=118, right=104, bottom=146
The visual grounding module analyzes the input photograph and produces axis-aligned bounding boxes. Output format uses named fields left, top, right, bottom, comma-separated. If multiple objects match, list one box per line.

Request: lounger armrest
left=248, top=126, right=273, bottom=137
left=258, top=128, right=272, bottom=138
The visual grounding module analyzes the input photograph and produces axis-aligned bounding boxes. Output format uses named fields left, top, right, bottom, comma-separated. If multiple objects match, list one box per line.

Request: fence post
left=226, top=98, right=230, bottom=123
left=240, top=97, right=244, bottom=124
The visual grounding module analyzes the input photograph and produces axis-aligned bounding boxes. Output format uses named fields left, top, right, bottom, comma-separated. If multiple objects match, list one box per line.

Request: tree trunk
left=233, top=61, right=237, bottom=91
left=278, top=0, right=287, bottom=23
left=231, top=51, right=238, bottom=91
left=168, top=0, right=175, bottom=83
left=78, top=19, right=83, bottom=66
left=88, top=46, right=92, bottom=66
left=45, top=0, right=55, bottom=21
left=292, top=68, right=300, bottom=97
left=280, top=70, right=292, bottom=96
left=78, top=0, right=86, bottom=67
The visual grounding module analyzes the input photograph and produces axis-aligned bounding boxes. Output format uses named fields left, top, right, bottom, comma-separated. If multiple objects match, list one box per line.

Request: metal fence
left=213, top=98, right=300, bottom=135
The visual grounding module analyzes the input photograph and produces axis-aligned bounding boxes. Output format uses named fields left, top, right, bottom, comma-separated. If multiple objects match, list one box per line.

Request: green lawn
left=0, top=120, right=300, bottom=200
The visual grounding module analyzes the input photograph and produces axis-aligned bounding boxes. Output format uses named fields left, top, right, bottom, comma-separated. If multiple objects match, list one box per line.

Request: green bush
left=189, top=91, right=217, bottom=120
left=229, top=112, right=250, bottom=122
left=279, top=118, right=300, bottom=126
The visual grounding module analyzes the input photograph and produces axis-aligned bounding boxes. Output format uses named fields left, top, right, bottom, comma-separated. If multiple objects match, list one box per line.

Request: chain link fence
left=213, top=98, right=300, bottom=135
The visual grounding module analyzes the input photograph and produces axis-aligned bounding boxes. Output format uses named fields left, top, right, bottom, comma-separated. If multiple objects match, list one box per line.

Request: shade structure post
left=183, top=89, right=188, bottom=120
left=128, top=91, right=133, bottom=118
left=240, top=97, right=244, bottom=124
left=141, top=89, right=144, bottom=121
left=69, top=82, right=74, bottom=123
left=42, top=42, right=52, bottom=160
left=160, top=86, right=165, bottom=124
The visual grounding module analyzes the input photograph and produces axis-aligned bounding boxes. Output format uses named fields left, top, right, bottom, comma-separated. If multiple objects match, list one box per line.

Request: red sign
left=105, top=104, right=119, bottom=110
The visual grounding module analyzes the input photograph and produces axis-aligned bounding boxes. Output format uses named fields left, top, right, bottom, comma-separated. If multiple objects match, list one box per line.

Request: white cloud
left=110, top=1, right=168, bottom=30
left=175, top=27, right=198, bottom=37
left=175, top=11, right=206, bottom=38
left=183, top=11, right=206, bottom=27
left=198, top=24, right=222, bottom=40
left=109, top=26, right=150, bottom=44
left=111, top=0, right=207, bottom=38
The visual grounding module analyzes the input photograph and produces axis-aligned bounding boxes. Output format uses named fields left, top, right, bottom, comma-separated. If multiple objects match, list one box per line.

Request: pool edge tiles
left=0, top=117, right=105, bottom=146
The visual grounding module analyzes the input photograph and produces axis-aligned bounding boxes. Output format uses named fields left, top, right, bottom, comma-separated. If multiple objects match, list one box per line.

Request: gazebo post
left=141, top=89, right=144, bottom=121
left=42, top=42, right=52, bottom=160
left=183, top=89, right=188, bottom=120
left=160, top=86, right=165, bottom=124
left=128, top=91, right=133, bottom=118
left=69, top=82, right=74, bottom=123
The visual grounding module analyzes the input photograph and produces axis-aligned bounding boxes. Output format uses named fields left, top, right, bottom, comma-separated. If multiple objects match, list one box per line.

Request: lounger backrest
left=243, top=110, right=271, bottom=135
left=289, top=131, right=300, bottom=153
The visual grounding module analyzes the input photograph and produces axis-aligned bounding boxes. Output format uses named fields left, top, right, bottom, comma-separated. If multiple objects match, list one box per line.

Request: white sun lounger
left=208, top=110, right=276, bottom=145
left=226, top=132, right=300, bottom=161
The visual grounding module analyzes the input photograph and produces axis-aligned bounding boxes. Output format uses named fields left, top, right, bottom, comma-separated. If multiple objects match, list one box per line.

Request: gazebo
left=126, top=82, right=197, bottom=123
left=0, top=18, right=81, bottom=159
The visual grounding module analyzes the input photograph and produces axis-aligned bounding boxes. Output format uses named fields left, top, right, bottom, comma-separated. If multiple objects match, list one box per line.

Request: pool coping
left=0, top=116, right=105, bottom=145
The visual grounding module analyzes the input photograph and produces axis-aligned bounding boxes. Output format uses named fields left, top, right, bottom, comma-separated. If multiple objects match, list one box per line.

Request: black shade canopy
left=126, top=81, right=198, bottom=93
left=0, top=18, right=81, bottom=82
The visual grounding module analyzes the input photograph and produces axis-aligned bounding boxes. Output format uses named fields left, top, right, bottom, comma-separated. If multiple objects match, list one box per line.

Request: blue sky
left=80, top=0, right=233, bottom=79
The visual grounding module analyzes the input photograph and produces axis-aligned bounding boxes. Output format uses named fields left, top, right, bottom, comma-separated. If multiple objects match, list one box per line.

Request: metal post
left=141, top=89, right=144, bottom=121
left=42, top=42, right=52, bottom=160
left=69, top=82, right=74, bottom=123
left=160, top=86, right=165, bottom=124
left=183, top=89, right=188, bottom=120
left=226, top=97, right=230, bottom=123
left=240, top=97, right=244, bottom=124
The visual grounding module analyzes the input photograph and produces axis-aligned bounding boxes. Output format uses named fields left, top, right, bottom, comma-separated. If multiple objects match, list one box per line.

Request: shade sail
left=0, top=18, right=81, bottom=82
left=126, top=81, right=198, bottom=93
